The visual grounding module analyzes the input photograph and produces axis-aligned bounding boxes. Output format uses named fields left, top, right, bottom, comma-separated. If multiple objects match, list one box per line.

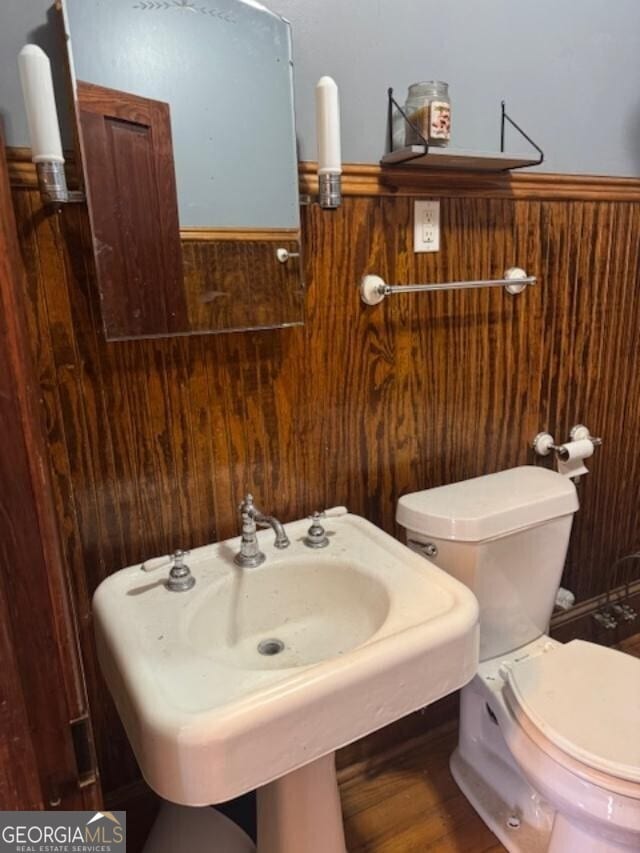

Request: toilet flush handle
left=407, top=539, right=438, bottom=558
left=498, top=662, right=513, bottom=682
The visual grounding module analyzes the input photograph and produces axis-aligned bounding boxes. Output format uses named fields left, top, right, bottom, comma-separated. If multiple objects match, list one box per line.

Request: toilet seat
left=503, top=639, right=640, bottom=785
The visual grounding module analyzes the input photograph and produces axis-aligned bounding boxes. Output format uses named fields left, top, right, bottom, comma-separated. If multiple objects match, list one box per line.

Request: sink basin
left=94, top=512, right=478, bottom=850
left=189, top=557, right=391, bottom=670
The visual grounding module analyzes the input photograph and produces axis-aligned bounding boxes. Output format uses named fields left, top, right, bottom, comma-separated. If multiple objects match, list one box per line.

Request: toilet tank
left=396, top=466, right=579, bottom=661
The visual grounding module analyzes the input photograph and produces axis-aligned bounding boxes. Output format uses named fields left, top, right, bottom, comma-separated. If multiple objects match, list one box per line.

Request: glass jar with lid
left=403, top=81, right=451, bottom=148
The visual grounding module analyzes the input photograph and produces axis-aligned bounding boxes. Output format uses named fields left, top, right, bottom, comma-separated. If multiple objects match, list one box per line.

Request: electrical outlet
left=414, top=200, right=440, bottom=253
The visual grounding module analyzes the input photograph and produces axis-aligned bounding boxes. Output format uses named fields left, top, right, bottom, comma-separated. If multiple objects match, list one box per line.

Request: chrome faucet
left=234, top=494, right=290, bottom=568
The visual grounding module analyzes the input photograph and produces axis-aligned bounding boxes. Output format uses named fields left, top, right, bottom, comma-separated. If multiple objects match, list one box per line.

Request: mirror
left=59, top=0, right=303, bottom=340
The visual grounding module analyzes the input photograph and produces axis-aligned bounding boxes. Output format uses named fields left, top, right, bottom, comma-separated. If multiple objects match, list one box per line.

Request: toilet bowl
left=397, top=466, right=640, bottom=852
left=453, top=636, right=640, bottom=852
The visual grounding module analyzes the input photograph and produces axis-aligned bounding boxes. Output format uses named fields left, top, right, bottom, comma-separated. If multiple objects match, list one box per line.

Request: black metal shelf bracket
left=387, top=88, right=544, bottom=169
left=500, top=100, right=544, bottom=168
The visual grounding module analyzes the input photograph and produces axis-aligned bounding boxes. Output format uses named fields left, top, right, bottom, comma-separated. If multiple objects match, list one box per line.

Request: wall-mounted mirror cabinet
left=59, top=0, right=303, bottom=340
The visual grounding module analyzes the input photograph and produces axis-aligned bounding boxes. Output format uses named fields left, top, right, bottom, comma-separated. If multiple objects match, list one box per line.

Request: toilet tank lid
left=396, top=466, right=579, bottom=542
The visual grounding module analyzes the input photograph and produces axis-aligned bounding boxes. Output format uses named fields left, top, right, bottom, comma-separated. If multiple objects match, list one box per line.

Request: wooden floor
left=340, top=721, right=504, bottom=853
left=339, top=633, right=640, bottom=852
left=618, top=631, right=640, bottom=658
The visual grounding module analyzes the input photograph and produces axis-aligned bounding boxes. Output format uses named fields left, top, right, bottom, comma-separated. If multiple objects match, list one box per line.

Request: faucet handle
left=172, top=549, right=190, bottom=566
left=141, top=548, right=191, bottom=573
left=307, top=506, right=348, bottom=520
left=168, top=549, right=195, bottom=592
left=141, top=554, right=172, bottom=573
left=303, top=506, right=348, bottom=549
left=239, top=494, right=260, bottom=517
left=322, top=506, right=348, bottom=518
left=304, top=512, right=330, bottom=549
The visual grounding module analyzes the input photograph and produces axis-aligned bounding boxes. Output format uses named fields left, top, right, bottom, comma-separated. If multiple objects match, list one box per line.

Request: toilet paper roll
left=559, top=438, right=594, bottom=461
left=557, top=438, right=594, bottom=478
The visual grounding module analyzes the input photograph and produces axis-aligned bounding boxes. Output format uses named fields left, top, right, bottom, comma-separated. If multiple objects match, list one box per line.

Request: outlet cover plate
left=414, top=200, right=440, bottom=253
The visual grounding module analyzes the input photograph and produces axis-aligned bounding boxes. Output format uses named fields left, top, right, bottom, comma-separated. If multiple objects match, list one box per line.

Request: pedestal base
left=142, top=801, right=255, bottom=853
left=257, top=752, right=347, bottom=853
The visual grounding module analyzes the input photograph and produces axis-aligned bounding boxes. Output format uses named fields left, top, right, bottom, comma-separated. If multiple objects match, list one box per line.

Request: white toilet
left=397, top=466, right=640, bottom=853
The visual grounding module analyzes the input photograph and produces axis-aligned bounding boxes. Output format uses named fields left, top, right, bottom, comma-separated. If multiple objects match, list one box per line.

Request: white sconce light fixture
left=315, top=76, right=342, bottom=209
left=18, top=44, right=83, bottom=205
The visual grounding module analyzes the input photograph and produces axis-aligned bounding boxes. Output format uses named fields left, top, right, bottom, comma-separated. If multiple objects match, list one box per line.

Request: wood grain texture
left=181, top=239, right=304, bottom=331
left=299, top=161, right=640, bottom=201
left=0, top=563, right=42, bottom=810
left=10, top=164, right=640, bottom=799
left=180, top=227, right=300, bottom=242
left=0, top=136, right=101, bottom=810
left=339, top=722, right=505, bottom=853
left=77, top=81, right=186, bottom=339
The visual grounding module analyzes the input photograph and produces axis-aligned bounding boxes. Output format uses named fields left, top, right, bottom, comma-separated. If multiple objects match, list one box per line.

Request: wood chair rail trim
left=8, top=147, right=640, bottom=202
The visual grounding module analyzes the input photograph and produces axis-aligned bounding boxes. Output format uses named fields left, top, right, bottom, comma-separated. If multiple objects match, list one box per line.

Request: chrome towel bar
left=360, top=267, right=535, bottom=305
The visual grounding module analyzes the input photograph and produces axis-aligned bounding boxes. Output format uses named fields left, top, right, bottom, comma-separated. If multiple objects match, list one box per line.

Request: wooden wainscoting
left=9, top=151, right=304, bottom=338
left=180, top=238, right=303, bottom=331
left=8, top=151, right=640, bottom=804
left=0, top=138, right=101, bottom=811
left=180, top=228, right=303, bottom=333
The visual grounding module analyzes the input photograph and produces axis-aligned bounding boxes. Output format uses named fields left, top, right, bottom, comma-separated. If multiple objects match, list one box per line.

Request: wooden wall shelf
left=381, top=145, right=541, bottom=172
left=384, top=92, right=544, bottom=174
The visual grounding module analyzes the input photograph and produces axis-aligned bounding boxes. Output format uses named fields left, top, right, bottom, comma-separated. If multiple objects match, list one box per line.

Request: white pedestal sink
left=94, top=513, right=478, bottom=852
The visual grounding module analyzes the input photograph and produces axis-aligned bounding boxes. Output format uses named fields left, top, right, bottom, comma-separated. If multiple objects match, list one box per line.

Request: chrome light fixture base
left=318, top=172, right=342, bottom=209
left=36, top=161, right=84, bottom=205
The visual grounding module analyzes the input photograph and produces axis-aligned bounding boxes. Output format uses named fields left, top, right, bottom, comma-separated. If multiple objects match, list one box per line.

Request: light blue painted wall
left=273, top=0, right=640, bottom=175
left=62, top=0, right=299, bottom=228
left=2, top=0, right=640, bottom=175
left=0, top=0, right=69, bottom=145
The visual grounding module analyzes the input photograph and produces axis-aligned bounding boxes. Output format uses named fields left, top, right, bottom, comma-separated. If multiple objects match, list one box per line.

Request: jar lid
left=408, top=80, right=449, bottom=96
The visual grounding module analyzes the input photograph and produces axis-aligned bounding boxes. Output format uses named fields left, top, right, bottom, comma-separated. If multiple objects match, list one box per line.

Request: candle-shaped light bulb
left=316, top=76, right=342, bottom=174
left=18, top=44, right=64, bottom=163
left=316, top=76, right=342, bottom=208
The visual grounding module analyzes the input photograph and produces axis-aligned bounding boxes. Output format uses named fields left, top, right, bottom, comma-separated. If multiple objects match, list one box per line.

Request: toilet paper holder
left=532, top=424, right=602, bottom=459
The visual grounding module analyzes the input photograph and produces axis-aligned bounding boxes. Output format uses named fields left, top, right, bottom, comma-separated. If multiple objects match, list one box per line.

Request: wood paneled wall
left=1, top=140, right=100, bottom=811
left=9, top=159, right=640, bottom=797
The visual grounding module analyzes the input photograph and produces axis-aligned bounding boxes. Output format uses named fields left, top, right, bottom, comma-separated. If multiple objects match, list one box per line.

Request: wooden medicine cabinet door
left=77, top=82, right=186, bottom=339
left=61, top=0, right=304, bottom=340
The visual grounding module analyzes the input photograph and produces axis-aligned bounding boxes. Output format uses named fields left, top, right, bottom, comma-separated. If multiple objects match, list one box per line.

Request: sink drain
left=258, top=638, right=285, bottom=656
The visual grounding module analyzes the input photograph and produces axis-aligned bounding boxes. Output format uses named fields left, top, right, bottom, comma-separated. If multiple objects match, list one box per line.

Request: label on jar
left=429, top=101, right=451, bottom=140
